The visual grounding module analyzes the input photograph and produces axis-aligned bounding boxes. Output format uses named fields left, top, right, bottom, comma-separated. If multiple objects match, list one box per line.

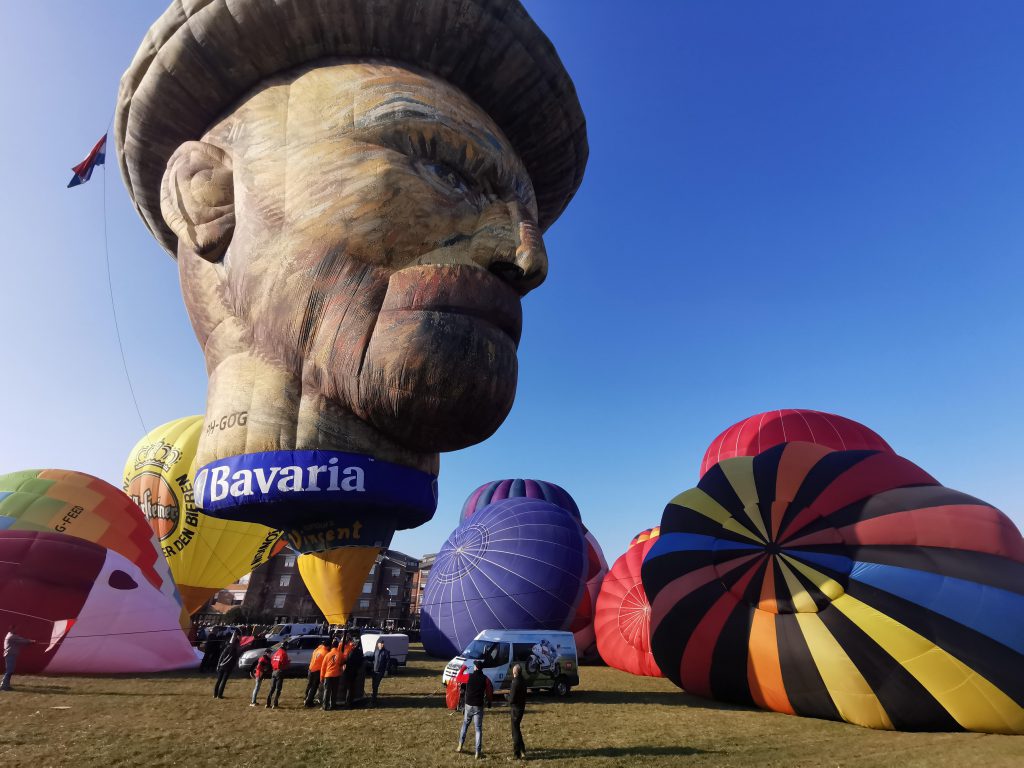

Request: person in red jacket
left=249, top=650, right=273, bottom=707
left=265, top=644, right=290, bottom=709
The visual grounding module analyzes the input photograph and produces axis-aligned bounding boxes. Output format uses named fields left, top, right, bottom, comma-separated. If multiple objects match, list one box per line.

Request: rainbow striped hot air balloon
left=0, top=470, right=197, bottom=674
left=642, top=443, right=1024, bottom=734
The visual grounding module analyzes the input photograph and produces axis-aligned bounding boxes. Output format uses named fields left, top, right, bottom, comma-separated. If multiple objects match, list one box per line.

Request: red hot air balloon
left=595, top=531, right=663, bottom=678
left=700, top=409, right=892, bottom=477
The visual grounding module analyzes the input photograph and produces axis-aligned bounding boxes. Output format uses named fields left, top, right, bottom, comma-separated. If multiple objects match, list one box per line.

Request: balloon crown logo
left=132, top=441, right=184, bottom=473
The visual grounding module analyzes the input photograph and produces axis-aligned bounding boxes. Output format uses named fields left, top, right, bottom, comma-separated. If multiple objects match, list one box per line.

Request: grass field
left=1, top=646, right=1019, bottom=768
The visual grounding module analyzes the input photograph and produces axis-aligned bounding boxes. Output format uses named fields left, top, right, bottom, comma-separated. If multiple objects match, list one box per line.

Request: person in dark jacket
left=370, top=639, right=391, bottom=703
left=457, top=659, right=492, bottom=759
left=212, top=631, right=241, bottom=698
left=341, top=634, right=364, bottom=707
left=508, top=663, right=528, bottom=759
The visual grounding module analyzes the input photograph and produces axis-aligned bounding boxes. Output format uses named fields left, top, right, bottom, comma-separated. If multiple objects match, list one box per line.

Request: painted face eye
left=108, top=570, right=139, bottom=590
left=422, top=161, right=471, bottom=196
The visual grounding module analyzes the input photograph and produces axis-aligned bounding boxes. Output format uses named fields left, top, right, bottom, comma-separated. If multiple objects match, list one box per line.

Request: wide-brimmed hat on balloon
left=115, top=0, right=588, bottom=256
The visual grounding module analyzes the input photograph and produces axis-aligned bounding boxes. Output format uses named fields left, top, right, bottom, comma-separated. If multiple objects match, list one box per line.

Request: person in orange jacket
left=320, top=639, right=343, bottom=711
left=305, top=639, right=329, bottom=708
left=266, top=644, right=290, bottom=709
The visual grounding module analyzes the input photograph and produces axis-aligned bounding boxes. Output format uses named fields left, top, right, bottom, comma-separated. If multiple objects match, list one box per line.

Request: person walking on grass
left=2, top=625, right=35, bottom=692
left=266, top=643, right=290, bottom=709
left=213, top=631, right=240, bottom=699
left=508, top=663, right=528, bottom=760
left=371, top=638, right=391, bottom=704
left=250, top=649, right=273, bottom=707
left=305, top=639, right=329, bottom=707
left=457, top=659, right=493, bottom=760
left=321, top=639, right=343, bottom=711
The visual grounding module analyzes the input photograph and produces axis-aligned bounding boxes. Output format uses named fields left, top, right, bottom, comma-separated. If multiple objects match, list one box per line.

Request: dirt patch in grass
left=0, top=645, right=1018, bottom=767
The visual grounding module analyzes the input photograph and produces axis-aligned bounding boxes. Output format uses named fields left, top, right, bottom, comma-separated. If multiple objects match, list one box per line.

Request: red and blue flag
left=67, top=134, right=107, bottom=188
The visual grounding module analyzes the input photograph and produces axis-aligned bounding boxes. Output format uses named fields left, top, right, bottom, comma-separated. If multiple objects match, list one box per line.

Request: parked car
left=442, top=630, right=579, bottom=697
left=238, top=634, right=330, bottom=676
left=359, top=633, right=409, bottom=674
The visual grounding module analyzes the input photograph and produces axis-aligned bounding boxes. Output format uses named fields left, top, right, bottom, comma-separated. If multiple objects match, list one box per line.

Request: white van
left=360, top=632, right=409, bottom=673
left=265, top=622, right=324, bottom=643
left=442, top=630, right=579, bottom=697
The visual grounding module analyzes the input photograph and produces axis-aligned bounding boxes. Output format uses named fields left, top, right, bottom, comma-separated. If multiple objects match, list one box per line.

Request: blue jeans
left=459, top=704, right=484, bottom=753
left=251, top=677, right=264, bottom=704
left=1, top=654, right=15, bottom=690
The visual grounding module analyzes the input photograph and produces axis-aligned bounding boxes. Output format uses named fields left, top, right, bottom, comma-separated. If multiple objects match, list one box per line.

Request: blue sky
left=1, top=1, right=1022, bottom=565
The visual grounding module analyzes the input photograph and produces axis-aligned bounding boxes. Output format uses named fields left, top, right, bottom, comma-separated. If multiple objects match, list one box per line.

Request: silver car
left=238, top=634, right=331, bottom=677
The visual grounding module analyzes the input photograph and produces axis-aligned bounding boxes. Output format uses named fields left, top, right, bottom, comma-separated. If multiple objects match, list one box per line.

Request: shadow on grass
left=532, top=746, right=713, bottom=759
left=570, top=689, right=751, bottom=712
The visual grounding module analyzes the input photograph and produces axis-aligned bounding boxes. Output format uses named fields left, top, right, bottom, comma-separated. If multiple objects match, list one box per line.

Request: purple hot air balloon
left=421, top=498, right=588, bottom=659
left=461, top=478, right=581, bottom=522
left=460, top=479, right=608, bottom=660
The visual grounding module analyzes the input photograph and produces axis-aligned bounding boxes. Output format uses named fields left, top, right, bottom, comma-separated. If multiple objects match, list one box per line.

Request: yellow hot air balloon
left=123, top=416, right=286, bottom=613
left=297, top=547, right=380, bottom=624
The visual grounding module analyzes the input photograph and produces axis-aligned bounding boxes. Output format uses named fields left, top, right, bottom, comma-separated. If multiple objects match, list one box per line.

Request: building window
left=362, top=582, right=373, bottom=595
left=387, top=585, right=399, bottom=597
left=279, top=574, right=291, bottom=588
left=273, top=594, right=287, bottom=609
left=369, top=564, right=376, bottom=575
left=358, top=599, right=370, bottom=610
left=283, top=555, right=296, bottom=568
left=389, top=567, right=401, bottom=578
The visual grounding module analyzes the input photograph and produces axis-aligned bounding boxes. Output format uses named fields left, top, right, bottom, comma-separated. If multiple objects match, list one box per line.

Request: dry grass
left=0, top=646, right=1019, bottom=768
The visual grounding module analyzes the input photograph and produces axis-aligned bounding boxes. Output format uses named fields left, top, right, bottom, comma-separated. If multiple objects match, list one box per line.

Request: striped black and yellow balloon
left=641, top=442, right=1024, bottom=733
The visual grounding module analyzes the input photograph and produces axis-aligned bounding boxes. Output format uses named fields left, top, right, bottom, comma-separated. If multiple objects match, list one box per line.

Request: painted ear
left=160, top=141, right=234, bottom=261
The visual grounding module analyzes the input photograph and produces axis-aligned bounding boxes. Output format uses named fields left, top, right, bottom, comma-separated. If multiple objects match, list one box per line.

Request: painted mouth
left=381, top=264, right=523, bottom=345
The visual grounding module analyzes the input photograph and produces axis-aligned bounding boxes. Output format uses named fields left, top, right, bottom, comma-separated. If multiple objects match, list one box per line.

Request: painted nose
left=483, top=201, right=548, bottom=295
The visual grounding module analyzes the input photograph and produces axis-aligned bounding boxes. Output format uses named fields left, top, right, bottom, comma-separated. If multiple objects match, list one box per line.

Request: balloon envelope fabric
left=421, top=497, right=588, bottom=658
left=460, top=478, right=608, bottom=659
left=123, top=416, right=286, bottom=613
left=594, top=532, right=663, bottom=677
left=298, top=547, right=380, bottom=624
left=700, top=410, right=892, bottom=477
left=0, top=531, right=198, bottom=674
left=642, top=442, right=1024, bottom=734
left=0, top=469, right=186, bottom=628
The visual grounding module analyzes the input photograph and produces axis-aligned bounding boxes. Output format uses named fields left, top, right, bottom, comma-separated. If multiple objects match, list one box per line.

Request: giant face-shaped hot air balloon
left=123, top=416, right=287, bottom=613
left=700, top=410, right=892, bottom=477
left=421, top=498, right=588, bottom=659
left=642, top=443, right=1024, bottom=734
left=461, top=479, right=607, bottom=660
left=0, top=471, right=197, bottom=674
left=297, top=547, right=380, bottom=625
left=594, top=530, right=663, bottom=677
